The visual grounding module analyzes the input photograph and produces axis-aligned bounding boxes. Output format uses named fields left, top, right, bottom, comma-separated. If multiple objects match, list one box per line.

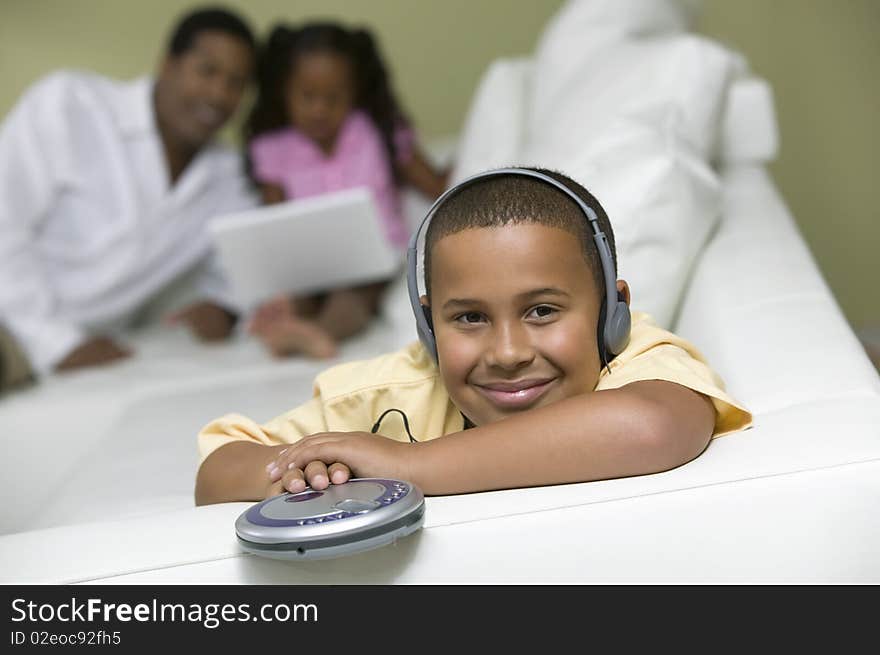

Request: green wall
left=698, top=0, right=880, bottom=333
left=1, top=0, right=877, bottom=332
left=0, top=0, right=565, bottom=138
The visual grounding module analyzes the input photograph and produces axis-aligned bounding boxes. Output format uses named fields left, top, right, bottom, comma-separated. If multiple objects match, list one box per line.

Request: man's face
left=427, top=223, right=604, bottom=427
left=156, top=30, right=253, bottom=150
left=285, top=52, right=355, bottom=153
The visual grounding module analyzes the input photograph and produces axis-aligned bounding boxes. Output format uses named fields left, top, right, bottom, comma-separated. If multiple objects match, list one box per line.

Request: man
left=0, top=7, right=258, bottom=390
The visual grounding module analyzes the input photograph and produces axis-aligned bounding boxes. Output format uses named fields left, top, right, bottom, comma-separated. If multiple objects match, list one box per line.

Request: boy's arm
left=412, top=380, right=714, bottom=494
left=195, top=398, right=333, bottom=505
left=195, top=441, right=289, bottom=505
left=273, top=379, right=715, bottom=495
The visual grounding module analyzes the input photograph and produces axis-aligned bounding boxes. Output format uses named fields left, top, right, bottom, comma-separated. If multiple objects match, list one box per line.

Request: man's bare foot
left=262, top=318, right=338, bottom=359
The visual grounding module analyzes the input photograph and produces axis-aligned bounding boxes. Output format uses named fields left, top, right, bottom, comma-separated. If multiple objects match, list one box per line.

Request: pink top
left=249, top=110, right=415, bottom=250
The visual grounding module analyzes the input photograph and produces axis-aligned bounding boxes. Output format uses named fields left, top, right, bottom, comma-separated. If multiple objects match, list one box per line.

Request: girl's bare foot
left=262, top=318, right=338, bottom=359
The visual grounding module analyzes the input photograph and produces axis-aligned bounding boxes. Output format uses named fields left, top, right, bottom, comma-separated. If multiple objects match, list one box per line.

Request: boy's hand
left=266, top=432, right=415, bottom=493
left=263, top=461, right=353, bottom=499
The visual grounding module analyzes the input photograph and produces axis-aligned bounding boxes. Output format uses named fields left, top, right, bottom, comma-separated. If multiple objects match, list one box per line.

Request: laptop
left=209, top=187, right=402, bottom=308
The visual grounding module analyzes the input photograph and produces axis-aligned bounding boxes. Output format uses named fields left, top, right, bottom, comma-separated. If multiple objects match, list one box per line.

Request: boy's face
left=426, top=223, right=605, bottom=427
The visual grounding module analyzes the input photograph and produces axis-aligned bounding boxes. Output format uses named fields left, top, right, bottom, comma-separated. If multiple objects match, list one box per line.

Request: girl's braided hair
left=243, top=22, right=410, bottom=180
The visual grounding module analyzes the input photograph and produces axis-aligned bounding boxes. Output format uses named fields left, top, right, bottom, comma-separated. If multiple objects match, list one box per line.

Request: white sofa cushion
left=531, top=0, right=699, bottom=110
left=676, top=165, right=880, bottom=414
left=449, top=57, right=532, bottom=184
left=529, top=0, right=729, bottom=158
left=447, top=3, right=777, bottom=327
left=540, top=118, right=722, bottom=328
left=716, top=75, right=779, bottom=165
left=528, top=33, right=735, bottom=165
left=511, top=2, right=739, bottom=328
left=536, top=0, right=698, bottom=42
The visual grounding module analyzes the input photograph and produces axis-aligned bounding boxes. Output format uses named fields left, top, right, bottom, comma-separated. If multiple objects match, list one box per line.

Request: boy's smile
left=426, top=223, right=607, bottom=426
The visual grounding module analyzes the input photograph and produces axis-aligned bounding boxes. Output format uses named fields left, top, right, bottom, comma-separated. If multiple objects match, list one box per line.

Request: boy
left=195, top=168, right=751, bottom=504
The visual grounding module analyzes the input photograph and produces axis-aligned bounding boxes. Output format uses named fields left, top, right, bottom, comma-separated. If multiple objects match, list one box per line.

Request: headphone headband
left=406, top=168, right=630, bottom=364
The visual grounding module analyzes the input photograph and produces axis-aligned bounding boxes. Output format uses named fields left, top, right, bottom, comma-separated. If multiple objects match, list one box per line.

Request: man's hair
left=166, top=6, right=256, bottom=56
left=424, top=168, right=617, bottom=300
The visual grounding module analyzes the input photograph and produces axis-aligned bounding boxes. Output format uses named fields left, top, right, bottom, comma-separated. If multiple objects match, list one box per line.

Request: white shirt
left=0, top=71, right=258, bottom=374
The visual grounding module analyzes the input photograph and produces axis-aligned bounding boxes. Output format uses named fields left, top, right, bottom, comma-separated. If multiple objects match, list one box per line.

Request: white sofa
left=1, top=0, right=878, bottom=583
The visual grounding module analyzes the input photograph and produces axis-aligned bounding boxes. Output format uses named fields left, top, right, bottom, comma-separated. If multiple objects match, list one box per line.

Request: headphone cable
left=370, top=408, right=418, bottom=443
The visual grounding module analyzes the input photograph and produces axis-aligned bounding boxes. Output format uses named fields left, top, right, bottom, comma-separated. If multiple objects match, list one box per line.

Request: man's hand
left=167, top=301, right=237, bottom=341
left=55, top=336, right=132, bottom=372
left=265, top=432, right=415, bottom=495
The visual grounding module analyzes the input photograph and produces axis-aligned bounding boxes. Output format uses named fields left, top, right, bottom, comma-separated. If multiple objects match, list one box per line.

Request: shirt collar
left=114, top=76, right=156, bottom=136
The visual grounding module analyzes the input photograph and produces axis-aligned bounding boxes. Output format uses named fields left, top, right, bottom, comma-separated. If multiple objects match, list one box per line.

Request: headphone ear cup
left=419, top=305, right=438, bottom=362
left=596, top=296, right=609, bottom=367
left=604, top=291, right=631, bottom=357
left=422, top=305, right=434, bottom=332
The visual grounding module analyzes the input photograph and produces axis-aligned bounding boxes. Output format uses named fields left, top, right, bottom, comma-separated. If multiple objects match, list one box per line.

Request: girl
left=243, top=22, right=448, bottom=359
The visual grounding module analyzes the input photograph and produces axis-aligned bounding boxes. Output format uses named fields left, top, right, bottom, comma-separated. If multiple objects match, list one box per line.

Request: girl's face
left=285, top=51, right=355, bottom=153
left=426, top=224, right=608, bottom=427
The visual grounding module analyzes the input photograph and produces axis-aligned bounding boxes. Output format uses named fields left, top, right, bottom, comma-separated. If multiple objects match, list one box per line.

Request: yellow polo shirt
left=198, top=311, right=752, bottom=464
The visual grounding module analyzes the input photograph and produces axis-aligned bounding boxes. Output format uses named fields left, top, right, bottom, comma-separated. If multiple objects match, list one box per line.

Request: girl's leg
left=249, top=293, right=337, bottom=359
left=248, top=282, right=386, bottom=359
left=291, top=293, right=323, bottom=318
left=261, top=317, right=338, bottom=359
left=315, top=281, right=388, bottom=341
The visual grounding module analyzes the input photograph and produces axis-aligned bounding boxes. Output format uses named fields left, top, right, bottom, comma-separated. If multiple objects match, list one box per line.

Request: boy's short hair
left=424, top=168, right=617, bottom=300
left=166, top=6, right=256, bottom=56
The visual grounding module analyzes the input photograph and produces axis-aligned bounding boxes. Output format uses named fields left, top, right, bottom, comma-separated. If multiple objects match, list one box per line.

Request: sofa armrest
left=4, top=450, right=879, bottom=584
left=714, top=75, right=779, bottom=165
left=675, top=165, right=880, bottom=414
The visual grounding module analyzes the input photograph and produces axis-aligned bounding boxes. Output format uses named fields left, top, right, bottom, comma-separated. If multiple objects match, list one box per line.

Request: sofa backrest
left=450, top=0, right=779, bottom=330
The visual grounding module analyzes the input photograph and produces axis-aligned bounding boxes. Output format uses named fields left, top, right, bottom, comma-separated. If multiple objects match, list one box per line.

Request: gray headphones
left=406, top=167, right=631, bottom=366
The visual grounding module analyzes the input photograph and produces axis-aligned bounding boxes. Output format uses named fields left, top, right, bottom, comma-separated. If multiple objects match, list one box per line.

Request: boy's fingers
left=267, top=450, right=289, bottom=482
left=264, top=479, right=285, bottom=500
left=304, top=460, right=330, bottom=490
left=328, top=462, right=351, bottom=485
left=268, top=435, right=344, bottom=479
left=281, top=466, right=306, bottom=494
